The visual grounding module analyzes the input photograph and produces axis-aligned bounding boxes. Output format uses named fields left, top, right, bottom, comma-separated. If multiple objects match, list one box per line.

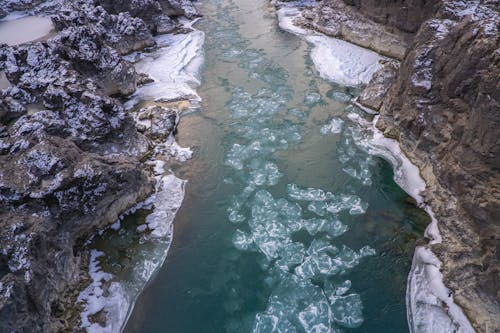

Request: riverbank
left=272, top=0, right=498, bottom=332
left=0, top=0, right=202, bottom=331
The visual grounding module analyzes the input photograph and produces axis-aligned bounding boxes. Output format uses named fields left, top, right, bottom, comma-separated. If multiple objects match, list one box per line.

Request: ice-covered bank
left=273, top=1, right=476, bottom=332
left=277, top=6, right=385, bottom=86
left=76, top=20, right=205, bottom=333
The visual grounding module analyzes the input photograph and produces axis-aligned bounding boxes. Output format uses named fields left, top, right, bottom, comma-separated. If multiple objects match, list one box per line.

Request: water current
left=88, top=0, right=430, bottom=332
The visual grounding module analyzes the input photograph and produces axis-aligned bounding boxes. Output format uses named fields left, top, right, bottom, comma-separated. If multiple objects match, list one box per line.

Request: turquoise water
left=110, top=0, right=428, bottom=332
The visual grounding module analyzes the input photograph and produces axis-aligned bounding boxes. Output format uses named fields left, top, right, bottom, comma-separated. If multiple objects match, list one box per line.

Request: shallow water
left=113, top=0, right=430, bottom=332
left=0, top=71, right=9, bottom=89
left=0, top=16, right=54, bottom=46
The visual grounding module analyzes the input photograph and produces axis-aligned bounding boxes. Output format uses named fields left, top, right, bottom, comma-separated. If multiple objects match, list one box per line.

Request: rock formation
left=375, top=2, right=499, bottom=331
left=0, top=0, right=198, bottom=331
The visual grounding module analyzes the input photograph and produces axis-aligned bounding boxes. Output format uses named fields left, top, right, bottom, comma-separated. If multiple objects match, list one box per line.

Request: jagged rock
left=135, top=106, right=179, bottom=141
left=375, top=1, right=500, bottom=331
left=53, top=2, right=156, bottom=55
left=358, top=60, right=399, bottom=111
left=0, top=0, right=198, bottom=330
left=0, top=0, right=48, bottom=14
left=137, top=72, right=155, bottom=86
left=159, top=0, right=201, bottom=19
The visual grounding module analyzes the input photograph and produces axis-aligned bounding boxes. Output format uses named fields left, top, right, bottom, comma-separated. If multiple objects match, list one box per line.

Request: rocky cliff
left=0, top=0, right=198, bottom=331
left=375, top=1, right=499, bottom=331
left=289, top=0, right=499, bottom=331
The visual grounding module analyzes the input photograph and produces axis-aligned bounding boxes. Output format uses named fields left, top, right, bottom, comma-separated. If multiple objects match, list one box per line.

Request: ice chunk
left=276, top=242, right=306, bottom=271
left=287, top=184, right=327, bottom=201
left=298, top=302, right=332, bottom=333
left=232, top=230, right=255, bottom=251
left=253, top=313, right=297, bottom=333
left=302, top=218, right=348, bottom=237
left=304, top=92, right=322, bottom=106
left=320, top=118, right=344, bottom=135
left=330, top=294, right=364, bottom=328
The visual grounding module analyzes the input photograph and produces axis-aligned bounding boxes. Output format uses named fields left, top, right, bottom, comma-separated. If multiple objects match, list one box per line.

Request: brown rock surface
left=298, top=0, right=413, bottom=59
left=373, top=1, right=500, bottom=331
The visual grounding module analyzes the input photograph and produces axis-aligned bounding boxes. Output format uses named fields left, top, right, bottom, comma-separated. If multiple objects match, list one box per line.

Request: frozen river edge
left=274, top=2, right=475, bottom=333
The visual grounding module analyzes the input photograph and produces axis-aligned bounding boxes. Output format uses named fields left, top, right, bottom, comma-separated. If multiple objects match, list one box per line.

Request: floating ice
left=304, top=92, right=322, bottom=106
left=302, top=217, right=348, bottom=237
left=330, top=294, right=364, bottom=328
left=287, top=183, right=328, bottom=201
left=320, top=118, right=344, bottom=135
left=214, top=7, right=381, bottom=331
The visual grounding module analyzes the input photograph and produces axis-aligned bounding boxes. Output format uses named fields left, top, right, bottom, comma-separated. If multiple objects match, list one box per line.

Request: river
left=89, top=0, right=430, bottom=332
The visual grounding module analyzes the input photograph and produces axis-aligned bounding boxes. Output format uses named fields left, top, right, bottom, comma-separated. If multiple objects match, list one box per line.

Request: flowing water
left=90, top=0, right=430, bottom=332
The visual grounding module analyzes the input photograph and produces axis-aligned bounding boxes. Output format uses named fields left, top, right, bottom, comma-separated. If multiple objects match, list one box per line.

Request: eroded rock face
left=298, top=0, right=412, bottom=59
left=358, top=60, right=399, bottom=111
left=374, top=1, right=499, bottom=331
left=0, top=0, right=196, bottom=331
left=342, top=0, right=440, bottom=33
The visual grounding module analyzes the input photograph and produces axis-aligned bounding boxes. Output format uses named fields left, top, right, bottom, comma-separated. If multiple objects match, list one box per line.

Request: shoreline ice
left=274, top=3, right=475, bottom=332
left=77, top=18, right=204, bottom=333
left=277, top=6, right=385, bottom=87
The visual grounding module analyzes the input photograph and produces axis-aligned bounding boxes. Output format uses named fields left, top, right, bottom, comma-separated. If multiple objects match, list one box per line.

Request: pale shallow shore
left=273, top=2, right=475, bottom=332
left=76, top=20, right=205, bottom=333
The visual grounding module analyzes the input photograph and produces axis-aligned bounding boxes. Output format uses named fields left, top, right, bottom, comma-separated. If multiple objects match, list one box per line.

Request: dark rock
left=135, top=106, right=179, bottom=141
left=0, top=0, right=198, bottom=331
left=137, top=72, right=155, bottom=86
left=53, top=2, right=156, bottom=55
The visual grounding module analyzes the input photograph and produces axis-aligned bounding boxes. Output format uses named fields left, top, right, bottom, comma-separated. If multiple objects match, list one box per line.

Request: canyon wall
left=347, top=0, right=499, bottom=331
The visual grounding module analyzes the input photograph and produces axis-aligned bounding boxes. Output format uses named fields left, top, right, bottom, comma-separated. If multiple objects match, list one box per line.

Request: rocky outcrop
left=0, top=0, right=196, bottom=331
left=342, top=0, right=440, bottom=33
left=375, top=1, right=499, bottom=331
left=358, top=60, right=399, bottom=111
left=296, top=0, right=413, bottom=59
